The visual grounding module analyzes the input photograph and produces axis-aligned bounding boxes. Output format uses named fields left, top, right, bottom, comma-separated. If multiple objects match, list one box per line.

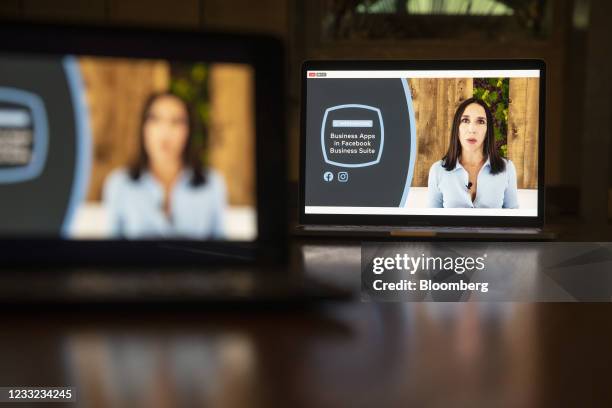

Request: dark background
left=0, top=56, right=76, bottom=234
left=306, top=78, right=411, bottom=207
left=1, top=2, right=612, bottom=407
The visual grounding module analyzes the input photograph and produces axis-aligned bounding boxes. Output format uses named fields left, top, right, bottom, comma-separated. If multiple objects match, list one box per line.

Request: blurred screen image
left=0, top=54, right=256, bottom=240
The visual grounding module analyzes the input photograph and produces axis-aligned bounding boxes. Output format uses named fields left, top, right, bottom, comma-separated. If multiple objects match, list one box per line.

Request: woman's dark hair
left=129, top=91, right=206, bottom=186
left=442, top=97, right=505, bottom=175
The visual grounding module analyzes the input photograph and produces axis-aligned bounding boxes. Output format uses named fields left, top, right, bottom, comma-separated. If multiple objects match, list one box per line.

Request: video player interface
left=304, top=69, right=541, bottom=217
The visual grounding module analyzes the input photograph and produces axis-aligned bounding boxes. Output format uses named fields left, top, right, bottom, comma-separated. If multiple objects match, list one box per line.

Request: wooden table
left=1, top=241, right=612, bottom=407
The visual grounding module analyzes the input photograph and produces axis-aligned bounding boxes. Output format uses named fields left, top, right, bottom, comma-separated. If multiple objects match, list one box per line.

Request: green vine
left=169, top=62, right=210, bottom=164
left=473, top=78, right=509, bottom=157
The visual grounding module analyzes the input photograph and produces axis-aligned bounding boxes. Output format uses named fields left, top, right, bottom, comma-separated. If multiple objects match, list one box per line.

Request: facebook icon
left=323, top=171, right=333, bottom=182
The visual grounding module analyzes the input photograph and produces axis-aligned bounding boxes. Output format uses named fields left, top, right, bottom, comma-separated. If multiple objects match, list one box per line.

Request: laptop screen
left=302, top=64, right=543, bottom=223
left=0, top=53, right=257, bottom=241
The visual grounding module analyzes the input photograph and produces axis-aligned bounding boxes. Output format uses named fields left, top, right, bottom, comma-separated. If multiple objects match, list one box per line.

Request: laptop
left=297, top=59, right=552, bottom=239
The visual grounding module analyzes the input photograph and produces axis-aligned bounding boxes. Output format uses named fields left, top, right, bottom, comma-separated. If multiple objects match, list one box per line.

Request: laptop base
left=295, top=225, right=555, bottom=240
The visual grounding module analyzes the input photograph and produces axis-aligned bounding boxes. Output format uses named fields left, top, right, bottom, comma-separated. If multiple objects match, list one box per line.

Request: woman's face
left=458, top=103, right=488, bottom=155
left=143, top=95, right=189, bottom=167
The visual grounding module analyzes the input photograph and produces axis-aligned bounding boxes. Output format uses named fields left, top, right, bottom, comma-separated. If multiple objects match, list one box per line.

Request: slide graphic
left=321, top=104, right=384, bottom=168
left=306, top=78, right=414, bottom=207
left=0, top=88, right=48, bottom=184
left=0, top=56, right=85, bottom=235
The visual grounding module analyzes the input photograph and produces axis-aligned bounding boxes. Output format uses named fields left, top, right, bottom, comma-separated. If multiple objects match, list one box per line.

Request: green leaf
left=495, top=103, right=504, bottom=115
left=482, top=90, right=490, bottom=104
left=171, top=78, right=194, bottom=101
left=494, top=127, right=503, bottom=141
left=500, top=144, right=507, bottom=158
left=198, top=101, right=210, bottom=125
left=191, top=64, right=207, bottom=83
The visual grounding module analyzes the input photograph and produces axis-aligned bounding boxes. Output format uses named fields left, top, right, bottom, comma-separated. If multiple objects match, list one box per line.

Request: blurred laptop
left=297, top=60, right=553, bottom=239
left=0, top=23, right=350, bottom=302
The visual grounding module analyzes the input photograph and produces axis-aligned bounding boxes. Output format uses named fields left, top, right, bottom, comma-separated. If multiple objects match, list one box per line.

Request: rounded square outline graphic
left=320, top=104, right=384, bottom=168
left=0, top=87, right=48, bottom=184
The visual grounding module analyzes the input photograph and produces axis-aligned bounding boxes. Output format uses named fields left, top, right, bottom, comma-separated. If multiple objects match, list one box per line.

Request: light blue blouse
left=102, top=168, right=227, bottom=239
left=427, top=158, right=519, bottom=209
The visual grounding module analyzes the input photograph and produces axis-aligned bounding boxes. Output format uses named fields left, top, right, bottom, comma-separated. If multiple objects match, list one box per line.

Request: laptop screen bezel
left=299, top=59, right=546, bottom=228
left=0, top=22, right=287, bottom=265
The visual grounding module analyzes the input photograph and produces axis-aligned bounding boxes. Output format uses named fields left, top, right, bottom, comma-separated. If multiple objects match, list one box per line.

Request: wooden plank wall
left=208, top=64, right=255, bottom=206
left=409, top=77, right=538, bottom=189
left=508, top=77, right=540, bottom=189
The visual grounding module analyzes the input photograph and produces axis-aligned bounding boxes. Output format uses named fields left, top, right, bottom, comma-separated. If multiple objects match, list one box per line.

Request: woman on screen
left=427, top=97, right=518, bottom=209
left=103, top=92, right=227, bottom=239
